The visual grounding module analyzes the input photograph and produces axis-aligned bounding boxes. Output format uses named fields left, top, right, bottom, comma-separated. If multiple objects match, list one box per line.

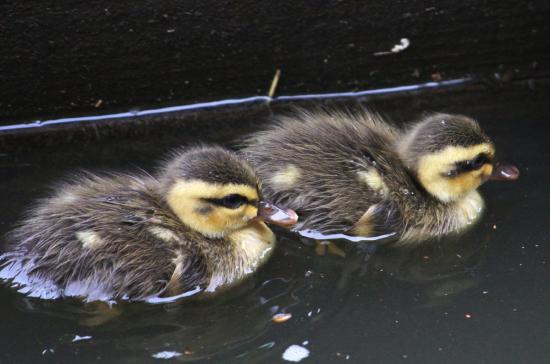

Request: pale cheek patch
left=148, top=226, right=180, bottom=243
left=357, top=169, right=389, bottom=195
left=270, top=165, right=302, bottom=188
left=76, top=231, right=104, bottom=249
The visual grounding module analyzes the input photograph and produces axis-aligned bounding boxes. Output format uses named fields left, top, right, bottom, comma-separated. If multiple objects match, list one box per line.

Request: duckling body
left=1, top=147, right=297, bottom=300
left=244, top=110, right=518, bottom=244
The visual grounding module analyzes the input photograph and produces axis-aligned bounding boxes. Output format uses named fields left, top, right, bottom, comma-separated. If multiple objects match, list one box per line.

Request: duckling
left=0, top=146, right=298, bottom=301
left=243, top=109, right=519, bottom=244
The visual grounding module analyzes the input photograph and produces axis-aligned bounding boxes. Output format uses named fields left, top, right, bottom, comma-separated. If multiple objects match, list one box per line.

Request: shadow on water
left=0, top=81, right=548, bottom=363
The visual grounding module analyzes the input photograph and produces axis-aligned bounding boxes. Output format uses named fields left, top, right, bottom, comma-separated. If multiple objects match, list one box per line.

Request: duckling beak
left=489, top=163, right=520, bottom=181
left=255, top=201, right=298, bottom=227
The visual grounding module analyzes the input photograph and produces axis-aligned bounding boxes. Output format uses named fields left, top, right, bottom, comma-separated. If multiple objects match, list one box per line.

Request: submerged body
left=1, top=147, right=297, bottom=301
left=244, top=110, right=518, bottom=244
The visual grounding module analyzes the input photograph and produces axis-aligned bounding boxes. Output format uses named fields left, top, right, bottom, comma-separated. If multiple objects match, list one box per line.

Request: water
left=0, top=82, right=548, bottom=363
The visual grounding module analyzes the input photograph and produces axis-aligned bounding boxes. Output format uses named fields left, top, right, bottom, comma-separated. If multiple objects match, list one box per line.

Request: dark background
left=1, top=0, right=549, bottom=123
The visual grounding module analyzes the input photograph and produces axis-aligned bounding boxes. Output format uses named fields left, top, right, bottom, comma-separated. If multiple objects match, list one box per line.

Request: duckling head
left=159, top=146, right=298, bottom=238
left=398, top=113, right=519, bottom=203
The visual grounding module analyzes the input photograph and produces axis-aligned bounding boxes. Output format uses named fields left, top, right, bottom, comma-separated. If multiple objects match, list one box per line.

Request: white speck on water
left=72, top=335, right=92, bottom=342
left=152, top=351, right=182, bottom=359
left=258, top=341, right=276, bottom=349
left=302, top=340, right=309, bottom=346
left=282, top=345, right=310, bottom=362
left=374, top=38, right=410, bottom=56
left=482, top=290, right=489, bottom=294
left=42, top=348, right=55, bottom=355
left=307, top=311, right=313, bottom=317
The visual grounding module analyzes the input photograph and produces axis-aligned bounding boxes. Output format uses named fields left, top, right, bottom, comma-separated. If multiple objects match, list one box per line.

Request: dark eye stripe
left=446, top=153, right=492, bottom=177
left=203, top=194, right=251, bottom=209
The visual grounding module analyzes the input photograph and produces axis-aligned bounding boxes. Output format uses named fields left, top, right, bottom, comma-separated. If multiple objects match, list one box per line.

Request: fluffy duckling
left=243, top=110, right=518, bottom=244
left=0, top=146, right=298, bottom=301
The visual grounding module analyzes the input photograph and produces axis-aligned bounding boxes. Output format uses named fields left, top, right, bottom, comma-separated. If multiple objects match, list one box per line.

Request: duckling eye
left=446, top=153, right=491, bottom=177
left=471, top=153, right=489, bottom=170
left=206, top=194, right=249, bottom=209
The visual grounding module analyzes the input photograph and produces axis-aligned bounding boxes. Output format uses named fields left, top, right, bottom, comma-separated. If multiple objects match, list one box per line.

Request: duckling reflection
left=244, top=109, right=519, bottom=244
left=0, top=146, right=298, bottom=301
left=7, top=230, right=354, bottom=360
left=331, top=228, right=490, bottom=307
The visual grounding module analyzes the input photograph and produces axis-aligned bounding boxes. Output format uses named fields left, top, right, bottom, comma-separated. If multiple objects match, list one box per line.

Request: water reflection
left=3, top=228, right=489, bottom=361
left=364, top=231, right=489, bottom=307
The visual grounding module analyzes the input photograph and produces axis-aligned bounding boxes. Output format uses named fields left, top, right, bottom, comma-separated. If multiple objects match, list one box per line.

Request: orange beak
left=255, top=201, right=298, bottom=227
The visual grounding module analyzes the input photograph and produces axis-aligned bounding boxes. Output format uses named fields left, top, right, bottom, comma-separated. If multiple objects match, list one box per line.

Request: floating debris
left=282, top=345, right=310, bottom=362
left=72, top=335, right=92, bottom=343
left=374, top=38, right=410, bottom=56
left=464, top=313, right=472, bottom=319
left=94, top=99, right=103, bottom=108
left=272, top=313, right=292, bottom=323
left=184, top=348, right=194, bottom=356
left=431, top=72, right=443, bottom=82
left=152, top=351, right=182, bottom=359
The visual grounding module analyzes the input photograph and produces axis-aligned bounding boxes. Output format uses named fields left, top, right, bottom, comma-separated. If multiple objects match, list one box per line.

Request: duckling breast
left=204, top=221, right=275, bottom=293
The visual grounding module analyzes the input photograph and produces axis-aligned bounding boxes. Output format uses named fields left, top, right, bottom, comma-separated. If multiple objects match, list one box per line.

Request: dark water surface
left=0, top=84, right=548, bottom=363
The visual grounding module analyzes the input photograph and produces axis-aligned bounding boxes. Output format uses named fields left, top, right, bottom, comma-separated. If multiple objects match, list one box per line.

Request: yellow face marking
left=148, top=226, right=180, bottom=243
left=167, top=180, right=260, bottom=237
left=270, top=164, right=302, bottom=188
left=357, top=169, right=389, bottom=196
left=417, top=143, right=495, bottom=202
left=76, top=231, right=104, bottom=249
left=169, top=180, right=259, bottom=201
